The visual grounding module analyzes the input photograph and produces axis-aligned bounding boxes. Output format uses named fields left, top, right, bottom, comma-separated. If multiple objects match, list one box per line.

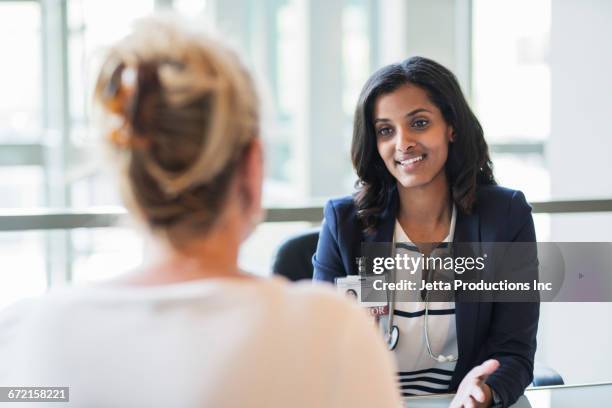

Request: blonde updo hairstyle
left=95, top=16, right=259, bottom=248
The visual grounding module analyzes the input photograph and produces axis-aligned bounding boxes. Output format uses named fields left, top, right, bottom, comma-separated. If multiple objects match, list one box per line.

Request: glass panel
left=0, top=231, right=47, bottom=311
left=0, top=220, right=319, bottom=308
left=70, top=172, right=122, bottom=207
left=0, top=2, right=42, bottom=143
left=274, top=0, right=300, bottom=119
left=342, top=0, right=370, bottom=116
left=65, top=221, right=320, bottom=281
left=491, top=152, right=550, bottom=202
left=67, top=0, right=155, bottom=146
left=173, top=0, right=208, bottom=15
left=71, top=227, right=144, bottom=283
left=239, top=221, right=314, bottom=276
left=266, top=0, right=300, bottom=198
left=341, top=0, right=371, bottom=193
left=62, top=0, right=376, bottom=206
left=0, top=227, right=143, bottom=308
left=472, top=0, right=551, bottom=143
left=473, top=0, right=552, bottom=203
left=0, top=166, right=45, bottom=208
left=65, top=0, right=155, bottom=208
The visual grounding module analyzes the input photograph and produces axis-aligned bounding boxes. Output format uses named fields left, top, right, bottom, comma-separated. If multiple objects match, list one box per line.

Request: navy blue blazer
left=313, top=185, right=539, bottom=407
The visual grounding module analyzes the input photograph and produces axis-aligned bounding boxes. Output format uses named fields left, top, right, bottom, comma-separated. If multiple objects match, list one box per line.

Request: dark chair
left=532, top=361, right=564, bottom=387
left=272, top=228, right=320, bottom=281
left=271, top=229, right=565, bottom=387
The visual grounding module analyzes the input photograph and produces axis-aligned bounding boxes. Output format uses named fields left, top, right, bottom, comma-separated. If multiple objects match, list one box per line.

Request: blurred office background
left=0, top=0, right=611, bottom=388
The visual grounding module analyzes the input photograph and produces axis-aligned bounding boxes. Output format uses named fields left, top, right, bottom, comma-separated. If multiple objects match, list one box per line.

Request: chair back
left=272, top=229, right=320, bottom=281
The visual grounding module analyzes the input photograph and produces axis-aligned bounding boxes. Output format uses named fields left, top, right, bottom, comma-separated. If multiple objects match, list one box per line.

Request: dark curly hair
left=351, top=56, right=495, bottom=234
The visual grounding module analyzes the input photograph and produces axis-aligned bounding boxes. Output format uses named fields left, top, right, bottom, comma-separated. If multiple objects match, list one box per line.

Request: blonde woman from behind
left=0, top=15, right=401, bottom=408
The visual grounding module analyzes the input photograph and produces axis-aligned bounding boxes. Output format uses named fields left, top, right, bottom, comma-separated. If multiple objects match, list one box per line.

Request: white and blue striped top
left=391, top=206, right=458, bottom=398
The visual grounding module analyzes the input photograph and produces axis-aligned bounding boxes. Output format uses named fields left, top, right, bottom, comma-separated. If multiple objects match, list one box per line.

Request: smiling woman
left=313, top=56, right=539, bottom=407
left=374, top=84, right=452, bottom=209
left=351, top=57, right=495, bottom=234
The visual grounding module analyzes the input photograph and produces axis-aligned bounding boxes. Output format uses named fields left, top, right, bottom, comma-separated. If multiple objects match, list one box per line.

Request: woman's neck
left=109, top=222, right=248, bottom=287
left=396, top=171, right=452, bottom=242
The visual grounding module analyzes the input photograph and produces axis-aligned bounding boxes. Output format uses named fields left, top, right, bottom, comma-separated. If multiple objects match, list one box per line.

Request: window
left=472, top=0, right=552, bottom=239
left=472, top=0, right=551, bottom=202
left=0, top=2, right=42, bottom=144
left=0, top=0, right=376, bottom=295
left=3, top=0, right=608, bottom=292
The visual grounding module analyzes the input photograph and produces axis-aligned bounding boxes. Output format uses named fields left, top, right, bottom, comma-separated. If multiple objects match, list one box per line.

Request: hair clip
left=101, top=62, right=136, bottom=115
left=108, top=126, right=131, bottom=148
left=103, top=62, right=153, bottom=150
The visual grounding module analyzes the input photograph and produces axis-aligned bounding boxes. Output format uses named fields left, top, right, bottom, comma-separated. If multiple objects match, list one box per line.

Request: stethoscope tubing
left=385, top=250, right=457, bottom=363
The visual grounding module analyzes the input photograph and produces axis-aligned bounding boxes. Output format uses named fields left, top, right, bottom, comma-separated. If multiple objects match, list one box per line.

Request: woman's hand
left=449, top=359, right=499, bottom=408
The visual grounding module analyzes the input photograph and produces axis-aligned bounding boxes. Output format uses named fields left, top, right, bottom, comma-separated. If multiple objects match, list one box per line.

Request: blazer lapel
left=452, top=209, right=482, bottom=387
left=349, top=190, right=398, bottom=275
left=355, top=190, right=398, bottom=276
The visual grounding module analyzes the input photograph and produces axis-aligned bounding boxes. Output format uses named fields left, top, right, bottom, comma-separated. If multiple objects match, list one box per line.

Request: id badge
left=335, top=275, right=388, bottom=318
left=335, top=275, right=363, bottom=301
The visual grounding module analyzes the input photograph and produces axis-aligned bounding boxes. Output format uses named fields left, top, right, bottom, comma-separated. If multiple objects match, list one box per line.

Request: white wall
left=537, top=0, right=612, bottom=385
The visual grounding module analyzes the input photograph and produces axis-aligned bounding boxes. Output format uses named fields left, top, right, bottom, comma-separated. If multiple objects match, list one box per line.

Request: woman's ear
left=447, top=126, right=455, bottom=142
left=239, top=137, right=265, bottom=238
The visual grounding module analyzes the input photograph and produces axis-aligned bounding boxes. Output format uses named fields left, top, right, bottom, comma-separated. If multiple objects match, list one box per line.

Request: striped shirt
left=391, top=206, right=458, bottom=397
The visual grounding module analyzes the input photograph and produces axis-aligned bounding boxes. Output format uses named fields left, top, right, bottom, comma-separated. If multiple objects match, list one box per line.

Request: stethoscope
left=384, top=264, right=457, bottom=363
left=383, top=208, right=458, bottom=364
